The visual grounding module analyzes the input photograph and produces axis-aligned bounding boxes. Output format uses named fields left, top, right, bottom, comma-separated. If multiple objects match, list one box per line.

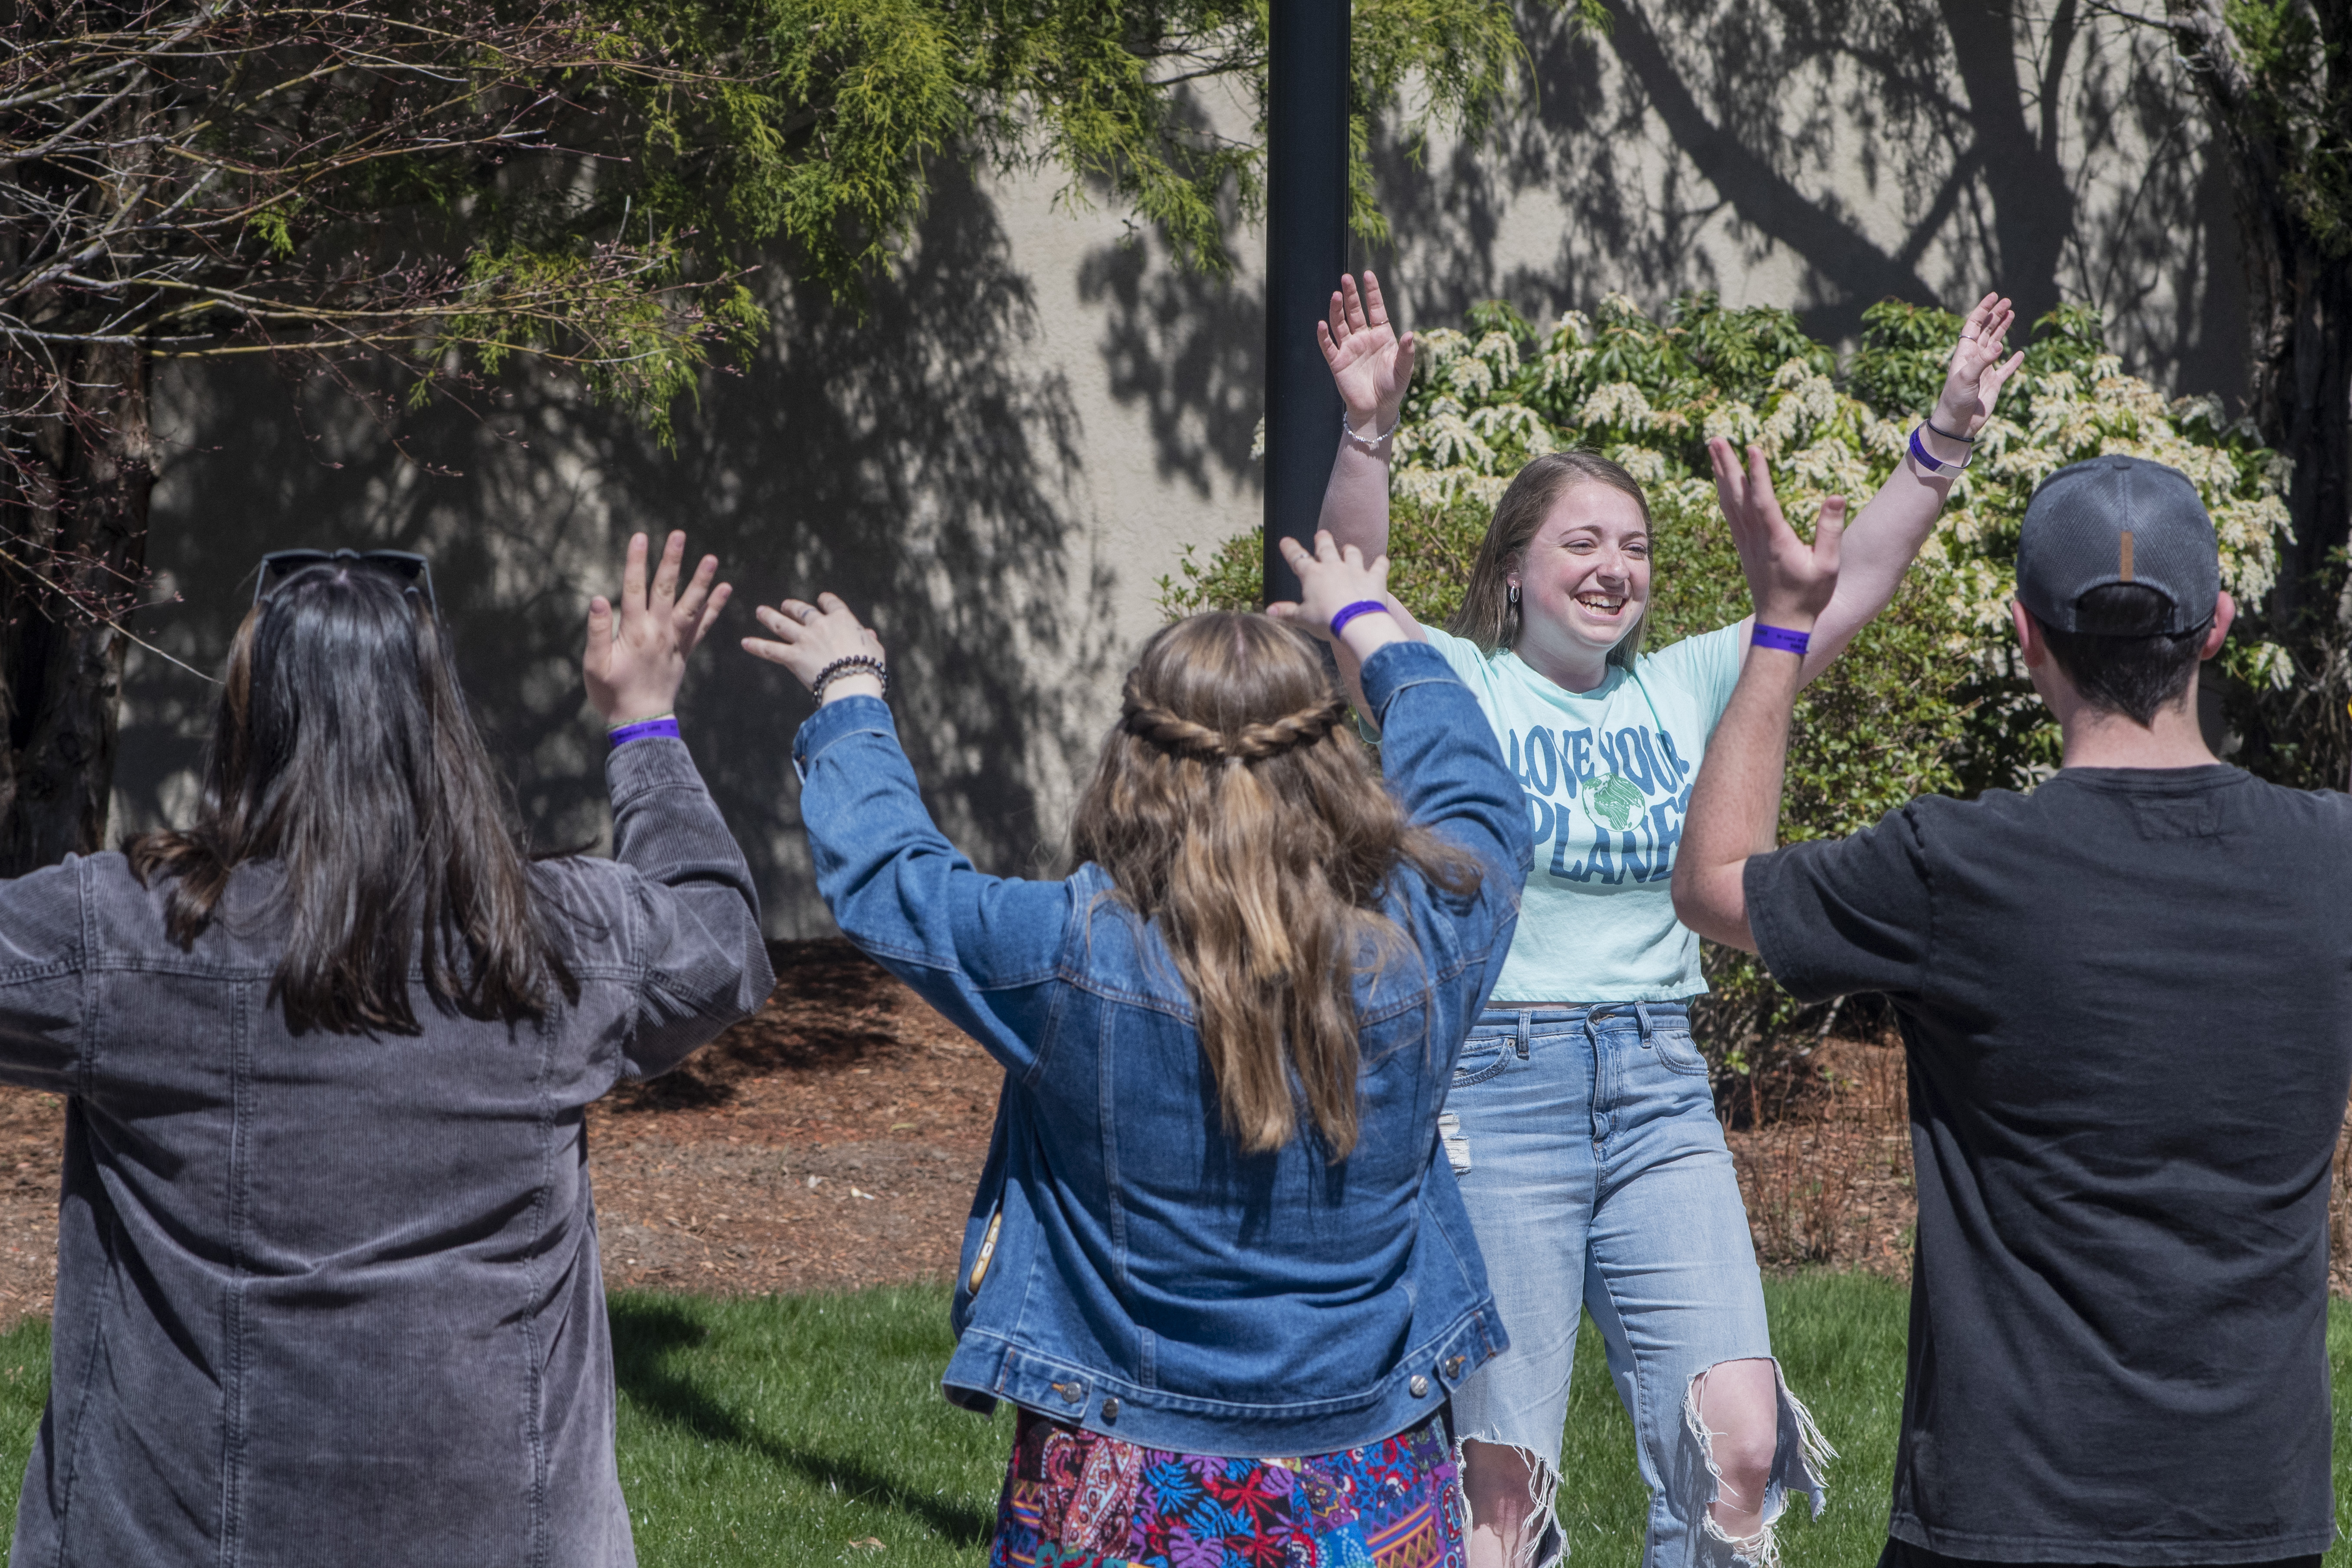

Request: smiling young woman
left=1311, top=270, right=2022, bottom=1568
left=1455, top=452, right=1654, bottom=690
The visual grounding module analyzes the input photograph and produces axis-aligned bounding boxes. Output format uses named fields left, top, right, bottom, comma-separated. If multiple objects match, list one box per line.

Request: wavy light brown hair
left=1070, top=613, right=1483, bottom=1159
left=1450, top=449, right=1654, bottom=664
left=129, top=562, right=577, bottom=1035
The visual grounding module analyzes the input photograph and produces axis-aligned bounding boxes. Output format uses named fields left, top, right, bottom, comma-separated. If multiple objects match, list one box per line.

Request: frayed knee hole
left=1687, top=1361, right=1780, bottom=1507
left=1457, top=1440, right=1558, bottom=1546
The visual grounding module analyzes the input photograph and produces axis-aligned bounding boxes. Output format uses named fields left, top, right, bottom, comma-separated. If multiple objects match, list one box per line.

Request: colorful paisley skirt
left=986, top=1404, right=1466, bottom=1568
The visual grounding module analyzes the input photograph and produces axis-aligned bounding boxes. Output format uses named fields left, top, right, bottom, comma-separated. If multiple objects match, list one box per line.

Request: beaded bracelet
left=810, top=654, right=889, bottom=701
left=1340, top=408, right=1402, bottom=451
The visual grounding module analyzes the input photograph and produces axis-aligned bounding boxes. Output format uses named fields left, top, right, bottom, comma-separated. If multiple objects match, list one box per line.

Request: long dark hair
left=1450, top=449, right=1655, bottom=664
left=1069, top=613, right=1482, bottom=1159
left=129, top=562, right=577, bottom=1035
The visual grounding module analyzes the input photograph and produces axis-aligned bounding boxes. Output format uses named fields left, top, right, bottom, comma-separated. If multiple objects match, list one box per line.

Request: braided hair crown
left=1120, top=667, right=1347, bottom=763
left=1071, top=610, right=1488, bottom=1161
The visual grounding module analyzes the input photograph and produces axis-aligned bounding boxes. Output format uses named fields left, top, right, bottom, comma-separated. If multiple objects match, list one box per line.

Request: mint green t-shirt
left=1421, top=621, right=1745, bottom=1002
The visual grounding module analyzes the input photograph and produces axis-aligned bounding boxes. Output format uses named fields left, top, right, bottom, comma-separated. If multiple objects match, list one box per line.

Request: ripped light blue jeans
left=1442, top=1003, right=1830, bottom=1568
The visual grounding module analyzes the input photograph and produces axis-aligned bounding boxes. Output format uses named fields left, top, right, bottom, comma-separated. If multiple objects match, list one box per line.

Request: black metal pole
left=1262, top=0, right=1351, bottom=605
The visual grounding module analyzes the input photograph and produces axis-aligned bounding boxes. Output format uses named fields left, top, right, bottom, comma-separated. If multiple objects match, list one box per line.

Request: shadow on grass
left=608, top=1296, right=994, bottom=1549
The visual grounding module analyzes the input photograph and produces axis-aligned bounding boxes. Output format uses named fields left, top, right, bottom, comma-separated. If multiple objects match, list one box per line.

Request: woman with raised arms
left=0, top=534, right=771, bottom=1566
left=1314, top=272, right=2022, bottom=1568
left=749, top=535, right=1530, bottom=1568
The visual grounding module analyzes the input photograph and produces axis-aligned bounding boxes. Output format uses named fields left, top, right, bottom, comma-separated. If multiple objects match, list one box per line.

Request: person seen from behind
left=746, top=532, right=1533, bottom=1568
left=1674, top=452, right=2348, bottom=1568
left=3, top=535, right=773, bottom=1567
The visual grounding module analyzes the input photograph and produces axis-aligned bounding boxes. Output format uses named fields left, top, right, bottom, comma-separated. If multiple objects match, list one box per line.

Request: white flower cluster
left=1388, top=299, right=2294, bottom=689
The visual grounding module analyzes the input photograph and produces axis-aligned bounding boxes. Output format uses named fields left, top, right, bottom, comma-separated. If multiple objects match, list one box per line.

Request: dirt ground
left=1728, top=1036, right=1920, bottom=1277
left=587, top=941, right=1002, bottom=1295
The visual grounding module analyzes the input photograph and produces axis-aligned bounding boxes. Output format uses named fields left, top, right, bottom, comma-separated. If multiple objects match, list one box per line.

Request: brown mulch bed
left=0, top=1091, right=64, bottom=1330
left=0, top=947, right=2344, bottom=1329
left=588, top=940, right=1001, bottom=1297
left=1725, top=1037, right=1918, bottom=1278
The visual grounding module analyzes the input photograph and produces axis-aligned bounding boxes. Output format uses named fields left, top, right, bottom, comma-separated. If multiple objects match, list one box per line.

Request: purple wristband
left=1327, top=599, right=1391, bottom=639
left=1750, top=623, right=1811, bottom=656
left=608, top=716, right=681, bottom=747
left=1908, top=423, right=1971, bottom=475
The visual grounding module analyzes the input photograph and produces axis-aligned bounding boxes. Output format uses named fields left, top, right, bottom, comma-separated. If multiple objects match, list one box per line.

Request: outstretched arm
left=1315, top=271, right=1414, bottom=568
left=1312, top=272, right=1428, bottom=718
left=1709, top=292, right=2024, bottom=686
left=746, top=596, right=1073, bottom=1080
left=1673, top=472, right=1848, bottom=951
left=581, top=531, right=773, bottom=1079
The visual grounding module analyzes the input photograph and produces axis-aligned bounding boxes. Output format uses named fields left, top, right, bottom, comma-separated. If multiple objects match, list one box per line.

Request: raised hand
left=1317, top=272, right=1417, bottom=432
left=1934, top=292, right=2027, bottom=437
left=741, top=593, right=888, bottom=703
left=584, top=530, right=729, bottom=726
left=1707, top=443, right=1844, bottom=629
left=1268, top=530, right=1395, bottom=644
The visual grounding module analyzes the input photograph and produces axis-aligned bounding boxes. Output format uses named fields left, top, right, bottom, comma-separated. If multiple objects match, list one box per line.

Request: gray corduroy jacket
left=0, top=737, right=771, bottom=1568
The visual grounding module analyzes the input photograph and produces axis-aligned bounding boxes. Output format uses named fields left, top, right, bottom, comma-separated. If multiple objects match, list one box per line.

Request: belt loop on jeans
left=1635, top=1000, right=1653, bottom=1043
left=1515, top=1010, right=1532, bottom=1061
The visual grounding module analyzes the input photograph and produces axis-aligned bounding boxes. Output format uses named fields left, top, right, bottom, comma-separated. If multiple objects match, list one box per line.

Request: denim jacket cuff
left=1358, top=640, right=1462, bottom=728
left=792, top=694, right=898, bottom=783
left=605, top=734, right=703, bottom=807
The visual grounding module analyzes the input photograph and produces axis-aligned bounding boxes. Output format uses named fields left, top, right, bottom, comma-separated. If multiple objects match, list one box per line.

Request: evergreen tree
left=0, top=0, right=1591, bottom=868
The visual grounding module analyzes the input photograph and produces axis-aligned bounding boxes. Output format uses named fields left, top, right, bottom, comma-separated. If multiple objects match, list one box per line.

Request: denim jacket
left=0, top=738, right=771, bottom=1568
left=793, top=640, right=1532, bottom=1455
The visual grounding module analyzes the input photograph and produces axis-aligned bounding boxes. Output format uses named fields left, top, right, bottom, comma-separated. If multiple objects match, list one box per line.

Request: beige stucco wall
left=114, top=1, right=2245, bottom=934
left=1362, top=0, right=2241, bottom=385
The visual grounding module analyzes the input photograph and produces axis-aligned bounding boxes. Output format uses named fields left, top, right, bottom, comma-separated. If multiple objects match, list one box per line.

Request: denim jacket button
left=1100, top=1397, right=1121, bottom=1424
left=1053, top=1380, right=1085, bottom=1406
left=1409, top=1375, right=1429, bottom=1398
left=1444, top=1355, right=1466, bottom=1379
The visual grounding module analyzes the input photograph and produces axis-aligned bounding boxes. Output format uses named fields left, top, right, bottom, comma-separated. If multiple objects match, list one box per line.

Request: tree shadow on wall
left=118, top=162, right=1119, bottom=935
left=1077, top=232, right=1265, bottom=499
left=1354, top=0, right=2242, bottom=395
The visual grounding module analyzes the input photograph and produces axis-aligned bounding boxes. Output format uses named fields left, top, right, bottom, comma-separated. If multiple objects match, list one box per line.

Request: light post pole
left=1261, top=0, right=1351, bottom=604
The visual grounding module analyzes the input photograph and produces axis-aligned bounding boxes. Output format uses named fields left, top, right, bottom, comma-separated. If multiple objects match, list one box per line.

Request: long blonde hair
left=1070, top=613, right=1483, bottom=1160
left=1450, top=449, right=1654, bottom=665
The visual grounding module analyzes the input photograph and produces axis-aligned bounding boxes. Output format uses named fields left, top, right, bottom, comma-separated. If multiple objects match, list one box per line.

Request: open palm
left=1936, top=293, right=2027, bottom=436
left=1709, top=442, right=1845, bottom=627
left=1318, top=271, right=1417, bottom=424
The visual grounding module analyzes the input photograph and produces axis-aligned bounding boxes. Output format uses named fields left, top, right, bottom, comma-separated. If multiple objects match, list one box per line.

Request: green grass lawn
left=0, top=1276, right=2343, bottom=1564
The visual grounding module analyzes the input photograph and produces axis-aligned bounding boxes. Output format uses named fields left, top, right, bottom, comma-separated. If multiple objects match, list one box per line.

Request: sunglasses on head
left=254, top=549, right=436, bottom=613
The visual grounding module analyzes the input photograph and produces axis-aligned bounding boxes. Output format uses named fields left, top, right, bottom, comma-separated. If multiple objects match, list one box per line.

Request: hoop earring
left=1507, top=583, right=1520, bottom=605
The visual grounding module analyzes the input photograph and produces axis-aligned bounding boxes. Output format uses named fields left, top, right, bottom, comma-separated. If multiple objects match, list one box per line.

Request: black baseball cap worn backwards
left=2015, top=455, right=2219, bottom=635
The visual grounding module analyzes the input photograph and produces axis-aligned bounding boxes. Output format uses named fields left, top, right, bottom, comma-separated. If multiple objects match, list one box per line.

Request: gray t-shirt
left=1746, top=766, right=2352, bottom=1565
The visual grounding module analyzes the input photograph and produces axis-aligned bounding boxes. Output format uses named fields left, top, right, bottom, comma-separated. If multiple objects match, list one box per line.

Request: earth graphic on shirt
left=1581, top=772, right=1646, bottom=833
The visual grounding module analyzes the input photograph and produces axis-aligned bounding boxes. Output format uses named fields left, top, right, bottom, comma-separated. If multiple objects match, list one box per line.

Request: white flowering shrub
left=1165, top=292, right=2288, bottom=790
left=1158, top=293, right=2295, bottom=1059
